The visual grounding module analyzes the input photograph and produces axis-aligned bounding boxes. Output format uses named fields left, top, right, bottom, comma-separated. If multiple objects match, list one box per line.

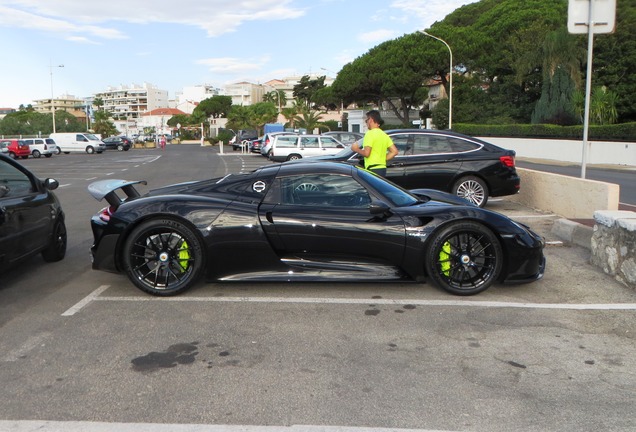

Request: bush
left=452, top=122, right=636, bottom=141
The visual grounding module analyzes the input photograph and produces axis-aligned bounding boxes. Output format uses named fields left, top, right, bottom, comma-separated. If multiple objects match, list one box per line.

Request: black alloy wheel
left=123, top=219, right=204, bottom=296
left=41, top=218, right=67, bottom=262
left=425, top=221, right=502, bottom=295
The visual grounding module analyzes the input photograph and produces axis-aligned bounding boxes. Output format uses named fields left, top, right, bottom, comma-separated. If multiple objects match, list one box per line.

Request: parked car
left=0, top=154, right=67, bottom=272
left=0, top=139, right=31, bottom=159
left=87, top=161, right=544, bottom=296
left=49, top=133, right=105, bottom=154
left=22, top=138, right=58, bottom=158
left=322, top=131, right=364, bottom=145
left=310, top=129, right=520, bottom=207
left=248, top=138, right=263, bottom=153
left=102, top=136, right=132, bottom=151
left=269, top=134, right=346, bottom=162
left=230, top=129, right=259, bottom=151
left=260, top=131, right=298, bottom=157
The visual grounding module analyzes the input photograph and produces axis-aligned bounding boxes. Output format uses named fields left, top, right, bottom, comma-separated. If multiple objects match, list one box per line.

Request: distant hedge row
left=451, top=123, right=636, bottom=142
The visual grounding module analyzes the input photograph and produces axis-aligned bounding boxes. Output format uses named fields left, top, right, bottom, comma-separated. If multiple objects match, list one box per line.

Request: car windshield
left=355, top=166, right=419, bottom=207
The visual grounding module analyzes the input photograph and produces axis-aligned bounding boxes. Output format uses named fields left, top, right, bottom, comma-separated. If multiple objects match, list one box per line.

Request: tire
left=20, top=156, right=28, bottom=159
left=286, top=154, right=302, bottom=161
left=86, top=146, right=95, bottom=154
left=54, top=147, right=61, bottom=155
left=122, top=219, right=205, bottom=296
left=117, top=144, right=124, bottom=151
left=424, top=221, right=502, bottom=296
left=452, top=175, right=488, bottom=207
left=41, top=217, right=67, bottom=262
left=32, top=150, right=41, bottom=158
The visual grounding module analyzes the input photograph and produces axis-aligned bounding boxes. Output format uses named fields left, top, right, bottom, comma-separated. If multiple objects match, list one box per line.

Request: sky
left=0, top=0, right=477, bottom=109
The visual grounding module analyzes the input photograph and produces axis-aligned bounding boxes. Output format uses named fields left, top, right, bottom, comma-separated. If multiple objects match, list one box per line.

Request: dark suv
left=311, top=129, right=520, bottom=207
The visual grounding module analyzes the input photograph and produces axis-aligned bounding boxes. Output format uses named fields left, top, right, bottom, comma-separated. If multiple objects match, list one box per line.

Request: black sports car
left=88, top=162, right=545, bottom=296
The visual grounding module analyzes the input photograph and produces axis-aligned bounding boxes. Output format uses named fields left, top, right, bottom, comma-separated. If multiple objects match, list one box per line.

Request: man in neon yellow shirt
left=351, top=110, right=398, bottom=177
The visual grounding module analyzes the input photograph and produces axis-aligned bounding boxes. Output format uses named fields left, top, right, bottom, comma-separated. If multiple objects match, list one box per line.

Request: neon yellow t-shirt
left=362, top=128, right=393, bottom=169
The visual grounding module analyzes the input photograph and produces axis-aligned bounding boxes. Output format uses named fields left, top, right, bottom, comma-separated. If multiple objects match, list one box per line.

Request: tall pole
left=49, top=61, right=64, bottom=133
left=580, top=0, right=595, bottom=179
left=421, top=31, right=452, bottom=129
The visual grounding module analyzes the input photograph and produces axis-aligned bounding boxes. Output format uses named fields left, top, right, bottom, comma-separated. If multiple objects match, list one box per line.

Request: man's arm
left=386, top=144, right=399, bottom=161
left=351, top=141, right=371, bottom=158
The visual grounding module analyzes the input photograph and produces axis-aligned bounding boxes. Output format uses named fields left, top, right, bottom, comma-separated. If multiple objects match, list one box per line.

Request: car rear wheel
left=286, top=154, right=302, bottom=161
left=453, top=176, right=488, bottom=207
left=424, top=221, right=502, bottom=296
left=122, top=219, right=205, bottom=296
left=41, top=218, right=67, bottom=262
left=32, top=150, right=41, bottom=158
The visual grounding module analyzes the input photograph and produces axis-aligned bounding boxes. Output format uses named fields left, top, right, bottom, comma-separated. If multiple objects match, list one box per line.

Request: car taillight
left=500, top=155, right=515, bottom=167
left=98, top=206, right=116, bottom=222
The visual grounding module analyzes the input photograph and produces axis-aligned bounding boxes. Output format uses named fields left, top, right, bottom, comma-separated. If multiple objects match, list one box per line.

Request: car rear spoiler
left=88, top=179, right=147, bottom=208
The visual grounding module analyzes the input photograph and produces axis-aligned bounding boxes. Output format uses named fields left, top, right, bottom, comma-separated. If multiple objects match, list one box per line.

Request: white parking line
left=62, top=285, right=636, bottom=316
left=0, top=420, right=452, bottom=432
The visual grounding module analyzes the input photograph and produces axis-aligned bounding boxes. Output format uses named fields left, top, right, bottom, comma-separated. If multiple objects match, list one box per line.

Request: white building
left=224, top=81, right=264, bottom=106
left=173, top=84, right=220, bottom=113
left=138, top=108, right=187, bottom=137
left=94, top=83, right=169, bottom=135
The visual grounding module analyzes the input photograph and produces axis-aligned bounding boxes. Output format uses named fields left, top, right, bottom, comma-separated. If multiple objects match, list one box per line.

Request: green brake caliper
left=178, top=240, right=190, bottom=270
left=439, top=241, right=451, bottom=276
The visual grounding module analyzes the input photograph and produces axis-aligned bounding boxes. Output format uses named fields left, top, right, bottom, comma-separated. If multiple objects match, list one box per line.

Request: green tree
left=293, top=75, right=327, bottom=108
left=92, top=110, right=118, bottom=137
left=193, top=95, right=232, bottom=119
left=531, top=67, right=577, bottom=125
left=249, top=102, right=279, bottom=133
left=293, top=110, right=327, bottom=133
left=93, top=97, right=104, bottom=111
left=263, top=90, right=287, bottom=110
left=226, top=105, right=252, bottom=131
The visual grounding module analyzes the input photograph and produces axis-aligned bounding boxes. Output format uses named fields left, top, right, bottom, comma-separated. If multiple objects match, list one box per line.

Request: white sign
left=568, top=0, right=616, bottom=34
left=412, top=119, right=423, bottom=125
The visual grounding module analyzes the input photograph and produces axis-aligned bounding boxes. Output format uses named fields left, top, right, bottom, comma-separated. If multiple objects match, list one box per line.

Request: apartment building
left=94, top=83, right=169, bottom=134
left=33, top=93, right=88, bottom=121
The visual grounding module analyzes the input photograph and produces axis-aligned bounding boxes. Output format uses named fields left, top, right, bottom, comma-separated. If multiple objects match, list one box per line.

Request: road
left=517, top=159, right=636, bottom=208
left=1, top=145, right=635, bottom=432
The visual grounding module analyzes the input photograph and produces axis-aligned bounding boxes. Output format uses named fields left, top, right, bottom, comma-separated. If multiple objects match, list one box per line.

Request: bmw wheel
left=425, top=221, right=502, bottom=295
left=41, top=217, right=67, bottom=262
left=123, top=219, right=204, bottom=296
left=453, top=176, right=488, bottom=207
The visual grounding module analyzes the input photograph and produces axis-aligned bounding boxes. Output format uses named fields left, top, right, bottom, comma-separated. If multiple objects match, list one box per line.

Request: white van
left=49, top=133, right=106, bottom=154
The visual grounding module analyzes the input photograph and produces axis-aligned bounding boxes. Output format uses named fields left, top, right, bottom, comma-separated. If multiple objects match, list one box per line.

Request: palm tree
left=293, top=110, right=328, bottom=133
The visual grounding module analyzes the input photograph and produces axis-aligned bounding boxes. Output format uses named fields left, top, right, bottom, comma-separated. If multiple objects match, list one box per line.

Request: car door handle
left=389, top=163, right=404, bottom=167
left=444, top=158, right=459, bottom=162
left=266, top=211, right=274, bottom=224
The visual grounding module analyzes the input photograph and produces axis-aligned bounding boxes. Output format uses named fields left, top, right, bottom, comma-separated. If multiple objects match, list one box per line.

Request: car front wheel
left=122, top=219, right=205, bottom=296
left=42, top=218, right=67, bottom=262
left=32, top=150, right=41, bottom=158
left=86, top=146, right=95, bottom=154
left=117, top=144, right=124, bottom=151
left=453, top=176, right=488, bottom=207
left=424, top=221, right=502, bottom=296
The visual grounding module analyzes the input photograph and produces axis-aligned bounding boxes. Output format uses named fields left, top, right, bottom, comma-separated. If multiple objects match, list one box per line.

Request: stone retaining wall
left=591, top=211, right=636, bottom=290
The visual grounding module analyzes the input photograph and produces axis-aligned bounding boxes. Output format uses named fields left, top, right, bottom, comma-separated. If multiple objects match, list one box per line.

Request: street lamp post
left=49, top=61, right=64, bottom=133
left=420, top=31, right=452, bottom=129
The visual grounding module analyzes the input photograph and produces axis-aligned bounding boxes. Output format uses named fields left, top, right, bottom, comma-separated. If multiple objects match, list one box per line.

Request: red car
left=0, top=139, right=31, bottom=159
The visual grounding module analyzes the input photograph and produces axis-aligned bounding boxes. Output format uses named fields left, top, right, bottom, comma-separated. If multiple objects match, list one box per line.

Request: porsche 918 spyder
left=88, top=162, right=545, bottom=296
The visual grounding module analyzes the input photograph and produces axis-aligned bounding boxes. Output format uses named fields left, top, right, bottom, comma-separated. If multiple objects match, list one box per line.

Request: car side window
left=275, top=174, right=370, bottom=207
left=320, top=137, right=341, bottom=148
left=391, top=134, right=414, bottom=155
left=0, top=161, right=34, bottom=197
left=276, top=136, right=298, bottom=148
left=448, top=137, right=480, bottom=152
left=300, top=137, right=319, bottom=148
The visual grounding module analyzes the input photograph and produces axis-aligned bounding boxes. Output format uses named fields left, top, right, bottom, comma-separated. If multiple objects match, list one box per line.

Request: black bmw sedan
left=312, top=129, right=520, bottom=207
left=88, top=161, right=544, bottom=297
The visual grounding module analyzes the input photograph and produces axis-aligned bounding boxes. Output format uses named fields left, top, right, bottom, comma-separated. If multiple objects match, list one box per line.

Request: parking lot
left=1, top=144, right=636, bottom=432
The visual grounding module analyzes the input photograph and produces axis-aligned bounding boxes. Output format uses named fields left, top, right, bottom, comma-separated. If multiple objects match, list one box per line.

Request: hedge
left=451, top=122, right=636, bottom=142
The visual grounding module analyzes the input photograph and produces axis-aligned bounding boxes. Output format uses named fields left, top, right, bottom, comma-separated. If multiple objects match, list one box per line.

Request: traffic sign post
left=568, top=0, right=616, bottom=179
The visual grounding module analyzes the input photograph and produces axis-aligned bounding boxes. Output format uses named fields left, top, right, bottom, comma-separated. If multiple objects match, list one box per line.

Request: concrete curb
left=551, top=219, right=594, bottom=249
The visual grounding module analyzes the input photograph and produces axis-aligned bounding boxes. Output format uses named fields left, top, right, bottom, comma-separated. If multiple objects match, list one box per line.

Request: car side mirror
left=369, top=199, right=391, bottom=216
left=0, top=185, right=9, bottom=198
left=43, top=178, right=59, bottom=191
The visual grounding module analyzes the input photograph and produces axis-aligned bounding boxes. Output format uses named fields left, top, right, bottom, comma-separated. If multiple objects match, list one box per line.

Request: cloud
left=195, top=56, right=271, bottom=74
left=0, top=0, right=306, bottom=38
left=358, top=29, right=398, bottom=44
left=390, top=0, right=478, bottom=27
